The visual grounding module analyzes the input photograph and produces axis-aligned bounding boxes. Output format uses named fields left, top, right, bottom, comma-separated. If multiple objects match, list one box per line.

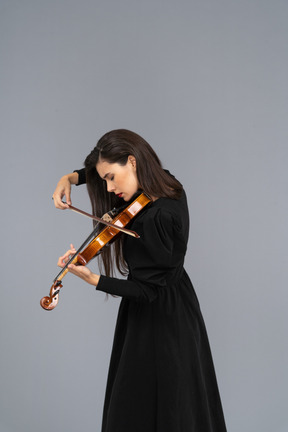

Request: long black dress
left=95, top=189, right=227, bottom=432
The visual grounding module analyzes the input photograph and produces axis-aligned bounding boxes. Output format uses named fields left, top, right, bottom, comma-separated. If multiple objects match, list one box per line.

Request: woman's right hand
left=52, top=172, right=79, bottom=209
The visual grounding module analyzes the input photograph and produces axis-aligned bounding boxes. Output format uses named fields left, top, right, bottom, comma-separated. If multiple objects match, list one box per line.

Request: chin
left=123, top=193, right=134, bottom=202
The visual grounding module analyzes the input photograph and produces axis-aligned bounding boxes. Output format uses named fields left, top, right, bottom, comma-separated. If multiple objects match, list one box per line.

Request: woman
left=53, top=129, right=227, bottom=432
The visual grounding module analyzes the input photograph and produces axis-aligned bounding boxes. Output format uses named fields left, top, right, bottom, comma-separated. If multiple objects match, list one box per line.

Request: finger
left=57, top=254, right=70, bottom=267
left=59, top=201, right=70, bottom=210
left=57, top=257, right=66, bottom=267
left=65, top=188, right=72, bottom=206
left=53, top=195, right=69, bottom=210
left=67, top=263, right=84, bottom=277
left=57, top=247, right=76, bottom=267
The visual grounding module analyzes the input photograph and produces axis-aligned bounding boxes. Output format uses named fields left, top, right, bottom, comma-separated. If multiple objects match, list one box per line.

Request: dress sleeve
left=73, top=168, right=86, bottom=185
left=96, top=207, right=182, bottom=302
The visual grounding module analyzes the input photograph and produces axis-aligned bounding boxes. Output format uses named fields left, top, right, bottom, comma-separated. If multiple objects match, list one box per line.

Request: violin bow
left=64, top=202, right=140, bottom=238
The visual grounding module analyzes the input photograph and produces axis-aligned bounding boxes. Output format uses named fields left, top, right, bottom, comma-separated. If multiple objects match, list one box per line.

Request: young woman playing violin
left=52, top=129, right=227, bottom=432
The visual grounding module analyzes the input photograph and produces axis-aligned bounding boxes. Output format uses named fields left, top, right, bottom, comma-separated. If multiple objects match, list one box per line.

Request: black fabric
left=74, top=168, right=86, bottom=185
left=96, top=191, right=227, bottom=432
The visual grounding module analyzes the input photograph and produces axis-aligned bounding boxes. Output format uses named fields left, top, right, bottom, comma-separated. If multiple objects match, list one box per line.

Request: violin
left=40, top=193, right=151, bottom=310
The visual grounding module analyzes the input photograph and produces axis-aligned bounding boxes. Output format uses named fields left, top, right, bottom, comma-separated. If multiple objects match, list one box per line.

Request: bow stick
left=64, top=202, right=140, bottom=238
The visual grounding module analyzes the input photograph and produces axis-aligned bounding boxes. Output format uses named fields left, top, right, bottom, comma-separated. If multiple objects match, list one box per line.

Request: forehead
left=96, top=160, right=122, bottom=178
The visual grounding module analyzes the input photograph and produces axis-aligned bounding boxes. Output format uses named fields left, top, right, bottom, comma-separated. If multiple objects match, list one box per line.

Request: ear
left=128, top=155, right=136, bottom=168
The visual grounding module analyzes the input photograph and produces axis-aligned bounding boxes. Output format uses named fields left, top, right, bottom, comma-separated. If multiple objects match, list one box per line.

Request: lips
left=116, top=193, right=123, bottom=198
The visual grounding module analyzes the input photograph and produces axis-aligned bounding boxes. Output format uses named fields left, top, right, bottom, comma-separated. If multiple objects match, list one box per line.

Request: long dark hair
left=84, top=129, right=182, bottom=276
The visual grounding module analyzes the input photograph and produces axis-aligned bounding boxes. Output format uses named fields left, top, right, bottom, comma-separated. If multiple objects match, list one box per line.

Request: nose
left=106, top=180, right=115, bottom=193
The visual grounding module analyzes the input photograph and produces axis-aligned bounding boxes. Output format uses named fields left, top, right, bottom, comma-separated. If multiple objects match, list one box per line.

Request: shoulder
left=128, top=190, right=189, bottom=249
left=152, top=189, right=188, bottom=220
left=137, top=189, right=189, bottom=231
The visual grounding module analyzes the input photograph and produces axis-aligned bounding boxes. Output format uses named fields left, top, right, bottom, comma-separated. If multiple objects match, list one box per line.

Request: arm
left=57, top=246, right=154, bottom=300
left=96, top=208, right=182, bottom=302
left=57, top=207, right=182, bottom=302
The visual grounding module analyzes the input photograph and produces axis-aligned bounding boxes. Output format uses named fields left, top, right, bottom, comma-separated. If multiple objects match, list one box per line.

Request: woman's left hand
left=58, top=244, right=100, bottom=286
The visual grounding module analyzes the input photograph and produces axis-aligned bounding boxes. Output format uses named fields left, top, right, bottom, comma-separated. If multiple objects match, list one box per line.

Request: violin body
left=40, top=193, right=151, bottom=310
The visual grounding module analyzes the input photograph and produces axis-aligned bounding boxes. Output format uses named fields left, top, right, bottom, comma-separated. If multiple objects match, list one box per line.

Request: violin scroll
left=40, top=281, right=62, bottom=311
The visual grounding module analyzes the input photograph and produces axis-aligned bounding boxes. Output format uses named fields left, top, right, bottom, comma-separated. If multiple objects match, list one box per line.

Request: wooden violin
left=40, top=193, right=151, bottom=310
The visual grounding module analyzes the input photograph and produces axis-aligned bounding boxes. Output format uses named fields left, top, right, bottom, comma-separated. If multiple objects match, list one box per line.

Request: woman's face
left=96, top=156, right=139, bottom=201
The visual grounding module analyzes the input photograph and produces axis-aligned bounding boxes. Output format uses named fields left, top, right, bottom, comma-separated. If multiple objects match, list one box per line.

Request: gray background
left=1, top=0, right=287, bottom=431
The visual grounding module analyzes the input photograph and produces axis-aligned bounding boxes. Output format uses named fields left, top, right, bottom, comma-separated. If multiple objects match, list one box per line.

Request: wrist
left=89, top=273, right=100, bottom=286
left=64, top=172, right=79, bottom=185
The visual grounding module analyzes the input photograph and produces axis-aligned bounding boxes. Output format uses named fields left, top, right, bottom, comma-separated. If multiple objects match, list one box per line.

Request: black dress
left=96, top=190, right=227, bottom=432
